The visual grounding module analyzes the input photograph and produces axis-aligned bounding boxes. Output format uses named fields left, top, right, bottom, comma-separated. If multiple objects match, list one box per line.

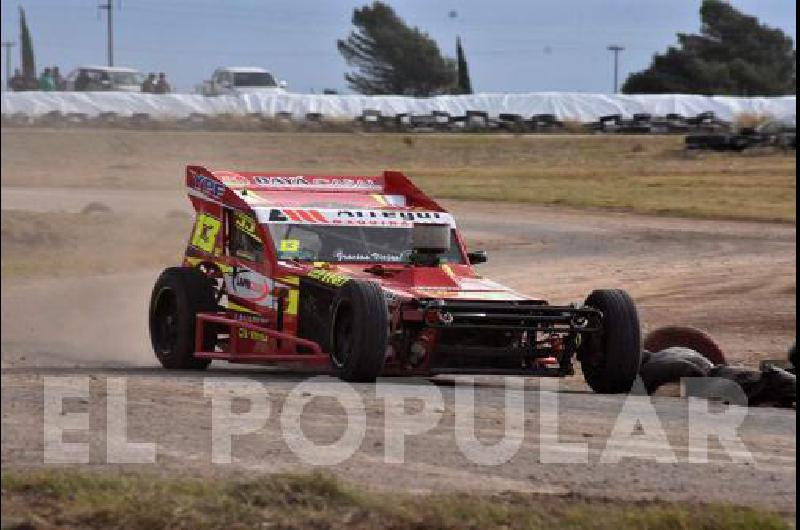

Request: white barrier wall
left=1, top=91, right=796, bottom=123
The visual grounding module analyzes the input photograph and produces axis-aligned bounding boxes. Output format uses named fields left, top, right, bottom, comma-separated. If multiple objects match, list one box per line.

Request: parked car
left=65, top=66, right=144, bottom=92
left=199, top=67, right=287, bottom=96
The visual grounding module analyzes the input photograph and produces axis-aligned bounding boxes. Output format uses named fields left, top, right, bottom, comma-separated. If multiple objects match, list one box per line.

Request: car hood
left=325, top=263, right=536, bottom=302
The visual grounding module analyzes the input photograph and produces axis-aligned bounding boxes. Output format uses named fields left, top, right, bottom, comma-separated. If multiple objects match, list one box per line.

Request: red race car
left=149, top=166, right=642, bottom=393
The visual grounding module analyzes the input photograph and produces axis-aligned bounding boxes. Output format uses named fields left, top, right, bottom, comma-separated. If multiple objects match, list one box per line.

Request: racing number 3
left=191, top=214, right=222, bottom=253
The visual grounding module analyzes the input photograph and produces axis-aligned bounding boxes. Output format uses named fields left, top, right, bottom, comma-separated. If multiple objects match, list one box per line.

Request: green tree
left=623, top=0, right=796, bottom=95
left=455, top=36, right=473, bottom=94
left=337, top=1, right=456, bottom=96
left=19, top=6, right=36, bottom=82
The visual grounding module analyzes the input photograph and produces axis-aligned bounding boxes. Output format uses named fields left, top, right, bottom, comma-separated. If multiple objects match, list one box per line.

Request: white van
left=65, top=66, right=144, bottom=92
left=199, top=67, right=287, bottom=96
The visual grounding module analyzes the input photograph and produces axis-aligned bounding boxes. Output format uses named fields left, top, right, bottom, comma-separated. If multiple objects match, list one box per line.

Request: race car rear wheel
left=579, top=289, right=642, bottom=394
left=149, top=267, right=216, bottom=370
left=330, top=280, right=388, bottom=382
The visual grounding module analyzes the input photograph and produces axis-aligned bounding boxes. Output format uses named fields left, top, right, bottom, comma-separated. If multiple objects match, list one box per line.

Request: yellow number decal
left=234, top=211, right=259, bottom=240
left=191, top=214, right=222, bottom=253
left=280, top=239, right=300, bottom=252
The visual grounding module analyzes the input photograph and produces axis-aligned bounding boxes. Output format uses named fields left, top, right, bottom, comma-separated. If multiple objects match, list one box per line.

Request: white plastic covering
left=1, top=91, right=795, bottom=123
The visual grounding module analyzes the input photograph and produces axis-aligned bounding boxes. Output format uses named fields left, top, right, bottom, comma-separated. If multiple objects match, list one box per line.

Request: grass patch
left=1, top=468, right=791, bottom=530
left=1, top=129, right=796, bottom=222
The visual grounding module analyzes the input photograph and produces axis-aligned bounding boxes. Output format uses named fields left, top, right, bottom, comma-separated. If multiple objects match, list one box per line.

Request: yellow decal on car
left=307, top=269, right=350, bottom=287
left=238, top=327, right=268, bottom=342
left=234, top=211, right=260, bottom=240
left=228, top=301, right=259, bottom=315
left=280, top=239, right=300, bottom=252
left=286, top=289, right=299, bottom=315
left=440, top=263, right=458, bottom=282
left=191, top=214, right=222, bottom=253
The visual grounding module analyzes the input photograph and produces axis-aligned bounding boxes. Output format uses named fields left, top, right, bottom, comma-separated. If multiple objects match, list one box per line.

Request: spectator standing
left=38, top=67, right=56, bottom=91
left=52, top=66, right=66, bottom=90
left=74, top=69, right=90, bottom=91
left=154, top=72, right=171, bottom=94
left=141, top=73, right=156, bottom=93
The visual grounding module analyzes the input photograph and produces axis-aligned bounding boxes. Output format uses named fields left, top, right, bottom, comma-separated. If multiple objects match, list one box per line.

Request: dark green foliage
left=455, top=36, right=473, bottom=94
left=19, top=6, right=36, bottom=81
left=337, top=2, right=456, bottom=96
left=623, top=0, right=796, bottom=95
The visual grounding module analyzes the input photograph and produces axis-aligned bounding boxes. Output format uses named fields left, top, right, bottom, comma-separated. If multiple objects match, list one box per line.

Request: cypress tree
left=456, top=36, right=473, bottom=94
left=19, top=6, right=36, bottom=83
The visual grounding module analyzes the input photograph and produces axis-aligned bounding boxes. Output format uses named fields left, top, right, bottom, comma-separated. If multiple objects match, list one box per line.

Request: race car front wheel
left=149, top=267, right=216, bottom=370
left=330, top=280, right=388, bottom=382
left=579, top=289, right=642, bottom=394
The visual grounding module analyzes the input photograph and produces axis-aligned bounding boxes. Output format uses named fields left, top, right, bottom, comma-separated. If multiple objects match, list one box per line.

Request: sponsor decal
left=225, top=268, right=272, bottom=306
left=238, top=327, right=269, bottom=342
left=250, top=175, right=381, bottom=190
left=259, top=208, right=454, bottom=227
left=280, top=239, right=300, bottom=252
left=190, top=214, right=222, bottom=253
left=336, top=210, right=445, bottom=222
left=216, top=172, right=251, bottom=186
left=192, top=174, right=226, bottom=199
left=234, top=210, right=260, bottom=240
left=269, top=209, right=327, bottom=223
left=334, top=251, right=404, bottom=262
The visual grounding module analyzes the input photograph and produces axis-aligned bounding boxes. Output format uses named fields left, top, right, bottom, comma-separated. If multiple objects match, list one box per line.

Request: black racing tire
left=579, top=289, right=642, bottom=394
left=149, top=267, right=217, bottom=369
left=330, top=280, right=388, bottom=382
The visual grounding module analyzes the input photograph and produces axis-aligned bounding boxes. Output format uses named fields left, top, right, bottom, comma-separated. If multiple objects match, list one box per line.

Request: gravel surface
left=2, top=190, right=795, bottom=512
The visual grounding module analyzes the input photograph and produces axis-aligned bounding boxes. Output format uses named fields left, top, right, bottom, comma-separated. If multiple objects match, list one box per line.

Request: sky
left=0, top=0, right=796, bottom=94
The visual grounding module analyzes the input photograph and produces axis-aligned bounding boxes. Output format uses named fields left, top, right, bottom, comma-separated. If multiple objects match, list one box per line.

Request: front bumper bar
left=420, top=299, right=602, bottom=332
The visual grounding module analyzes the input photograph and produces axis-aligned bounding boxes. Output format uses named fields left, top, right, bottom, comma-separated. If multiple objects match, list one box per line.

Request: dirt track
left=3, top=188, right=794, bottom=365
left=1, top=129, right=796, bottom=513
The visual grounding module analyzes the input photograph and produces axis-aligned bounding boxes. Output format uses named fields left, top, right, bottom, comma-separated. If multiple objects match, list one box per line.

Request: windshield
left=234, top=72, right=277, bottom=87
left=110, top=72, right=143, bottom=85
left=268, top=224, right=464, bottom=264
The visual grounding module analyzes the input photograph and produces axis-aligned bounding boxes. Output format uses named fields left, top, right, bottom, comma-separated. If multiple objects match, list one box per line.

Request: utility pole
left=99, top=0, right=114, bottom=66
left=1, top=40, right=15, bottom=90
left=607, top=45, right=624, bottom=94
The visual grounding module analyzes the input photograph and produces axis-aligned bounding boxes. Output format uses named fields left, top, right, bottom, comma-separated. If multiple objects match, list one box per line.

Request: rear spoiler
left=186, top=165, right=444, bottom=210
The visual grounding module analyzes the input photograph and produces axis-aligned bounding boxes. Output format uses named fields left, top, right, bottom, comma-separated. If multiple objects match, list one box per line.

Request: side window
left=229, top=210, right=264, bottom=263
left=440, top=230, right=466, bottom=264
left=271, top=225, right=322, bottom=261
